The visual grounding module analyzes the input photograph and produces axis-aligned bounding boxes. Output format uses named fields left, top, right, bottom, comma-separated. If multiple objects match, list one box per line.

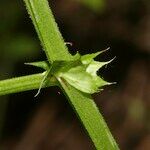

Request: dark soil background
left=0, top=0, right=150, bottom=149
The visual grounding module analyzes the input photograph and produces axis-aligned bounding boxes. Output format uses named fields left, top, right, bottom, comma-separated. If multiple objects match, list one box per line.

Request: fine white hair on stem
left=65, top=42, right=73, bottom=46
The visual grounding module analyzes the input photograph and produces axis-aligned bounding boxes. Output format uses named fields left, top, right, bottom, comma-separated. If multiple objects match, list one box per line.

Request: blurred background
left=0, top=0, right=150, bottom=149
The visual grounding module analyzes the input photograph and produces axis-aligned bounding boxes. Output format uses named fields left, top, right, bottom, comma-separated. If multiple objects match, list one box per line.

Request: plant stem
left=24, top=0, right=72, bottom=63
left=0, top=73, right=56, bottom=96
left=60, top=80, right=119, bottom=150
left=23, top=0, right=119, bottom=149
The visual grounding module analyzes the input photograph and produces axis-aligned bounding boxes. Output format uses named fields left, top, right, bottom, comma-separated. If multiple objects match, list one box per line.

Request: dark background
left=0, top=0, right=150, bottom=149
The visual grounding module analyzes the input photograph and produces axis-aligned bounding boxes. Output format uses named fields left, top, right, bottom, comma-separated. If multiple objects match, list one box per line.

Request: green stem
left=0, top=73, right=56, bottom=96
left=59, top=80, right=119, bottom=150
left=24, top=0, right=72, bottom=63
left=23, top=0, right=119, bottom=149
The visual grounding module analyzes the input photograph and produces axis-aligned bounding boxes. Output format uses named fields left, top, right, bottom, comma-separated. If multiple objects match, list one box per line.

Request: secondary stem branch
left=0, top=73, right=56, bottom=96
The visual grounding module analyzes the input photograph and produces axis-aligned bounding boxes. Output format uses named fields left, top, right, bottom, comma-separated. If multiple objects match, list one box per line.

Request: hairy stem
left=0, top=73, right=56, bottom=96
left=23, top=0, right=119, bottom=149
left=59, top=79, right=119, bottom=150
left=24, top=0, right=72, bottom=63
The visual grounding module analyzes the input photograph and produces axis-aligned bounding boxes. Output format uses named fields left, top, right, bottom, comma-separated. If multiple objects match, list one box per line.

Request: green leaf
left=58, top=52, right=113, bottom=94
left=81, top=51, right=102, bottom=64
left=25, top=61, right=50, bottom=70
left=81, top=47, right=110, bottom=65
left=60, top=65, right=98, bottom=93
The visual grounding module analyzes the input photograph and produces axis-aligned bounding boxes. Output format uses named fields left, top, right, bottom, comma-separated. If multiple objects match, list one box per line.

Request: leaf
left=60, top=66, right=98, bottom=93
left=25, top=61, right=50, bottom=70
left=58, top=52, right=113, bottom=94
left=81, top=51, right=101, bottom=64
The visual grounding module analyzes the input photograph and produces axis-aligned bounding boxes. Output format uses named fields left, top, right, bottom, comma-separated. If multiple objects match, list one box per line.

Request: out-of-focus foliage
left=0, top=0, right=40, bottom=79
left=3, top=36, right=38, bottom=61
left=76, top=0, right=105, bottom=13
left=0, top=0, right=40, bottom=142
